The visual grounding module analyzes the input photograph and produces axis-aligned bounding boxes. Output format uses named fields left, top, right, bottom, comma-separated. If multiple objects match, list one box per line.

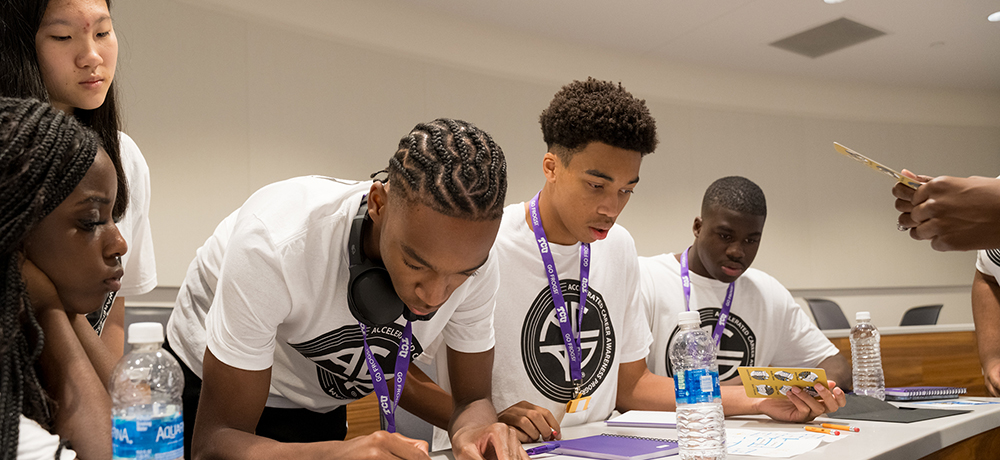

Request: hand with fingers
left=893, top=170, right=1000, bottom=251
left=497, top=401, right=561, bottom=443
left=452, top=422, right=530, bottom=460
left=339, top=431, right=431, bottom=460
left=756, top=380, right=846, bottom=423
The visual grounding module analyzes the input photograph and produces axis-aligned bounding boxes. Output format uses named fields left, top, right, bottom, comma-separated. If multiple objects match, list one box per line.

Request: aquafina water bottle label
left=112, top=411, right=184, bottom=460
left=674, top=369, right=721, bottom=405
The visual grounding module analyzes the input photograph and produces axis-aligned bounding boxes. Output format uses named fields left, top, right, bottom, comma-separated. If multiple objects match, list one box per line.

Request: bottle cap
left=855, top=311, right=871, bottom=321
left=678, top=310, right=700, bottom=326
left=128, top=322, right=164, bottom=344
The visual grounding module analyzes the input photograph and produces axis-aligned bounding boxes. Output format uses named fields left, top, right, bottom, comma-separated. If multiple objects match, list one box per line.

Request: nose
left=76, top=39, right=103, bottom=69
left=414, top=275, right=452, bottom=309
left=597, top=190, right=628, bottom=220
left=105, top=223, right=128, bottom=262
left=726, top=241, right=745, bottom=261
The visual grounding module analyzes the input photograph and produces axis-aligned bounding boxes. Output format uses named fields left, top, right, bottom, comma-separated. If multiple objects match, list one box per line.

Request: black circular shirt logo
left=521, top=279, right=615, bottom=403
left=664, top=308, right=755, bottom=381
left=290, top=323, right=423, bottom=400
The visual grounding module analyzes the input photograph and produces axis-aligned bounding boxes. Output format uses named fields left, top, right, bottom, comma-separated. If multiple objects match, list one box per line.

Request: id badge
left=566, top=394, right=591, bottom=413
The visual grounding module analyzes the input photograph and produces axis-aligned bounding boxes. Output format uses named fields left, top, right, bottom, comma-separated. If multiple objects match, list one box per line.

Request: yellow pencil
left=822, top=423, right=860, bottom=432
left=805, top=426, right=840, bottom=436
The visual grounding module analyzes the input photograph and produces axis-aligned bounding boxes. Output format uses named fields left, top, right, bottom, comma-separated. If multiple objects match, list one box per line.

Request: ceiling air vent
left=770, top=17, right=886, bottom=58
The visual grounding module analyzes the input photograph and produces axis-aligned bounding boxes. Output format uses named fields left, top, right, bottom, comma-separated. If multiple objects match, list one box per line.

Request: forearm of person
left=615, top=359, right=677, bottom=412
left=446, top=348, right=499, bottom=436
left=972, top=270, right=1000, bottom=394
left=399, top=365, right=454, bottom=429
left=817, top=353, right=853, bottom=392
left=193, top=349, right=339, bottom=460
left=616, top=359, right=765, bottom=416
left=36, top=307, right=112, bottom=460
left=69, top=312, right=120, bottom=389
left=99, top=296, right=126, bottom=359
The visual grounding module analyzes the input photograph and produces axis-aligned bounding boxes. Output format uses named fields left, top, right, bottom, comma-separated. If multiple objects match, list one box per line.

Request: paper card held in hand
left=738, top=366, right=828, bottom=399
left=833, top=142, right=922, bottom=190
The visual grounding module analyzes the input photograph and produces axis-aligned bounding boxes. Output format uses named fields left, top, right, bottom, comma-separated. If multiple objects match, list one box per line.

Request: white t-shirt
left=17, top=415, right=76, bottom=460
left=117, top=132, right=157, bottom=297
left=166, top=176, right=497, bottom=412
left=977, top=249, right=1000, bottom=279
left=88, top=132, right=157, bottom=334
left=436, top=203, right=652, bottom=430
left=638, top=253, right=839, bottom=382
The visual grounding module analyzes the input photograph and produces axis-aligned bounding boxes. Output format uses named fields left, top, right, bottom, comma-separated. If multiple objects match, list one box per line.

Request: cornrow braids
left=702, top=176, right=767, bottom=218
left=385, top=118, right=507, bottom=221
left=0, top=97, right=99, bottom=459
left=540, top=77, right=658, bottom=162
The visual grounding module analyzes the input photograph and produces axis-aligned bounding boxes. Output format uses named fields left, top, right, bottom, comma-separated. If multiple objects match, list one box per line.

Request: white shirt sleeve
left=117, top=132, right=157, bottom=297
left=17, top=416, right=76, bottom=460
left=205, top=212, right=293, bottom=371
left=441, top=248, right=498, bottom=354
left=768, top=280, right=840, bottom=367
left=619, top=243, right=654, bottom=364
left=977, top=250, right=1000, bottom=279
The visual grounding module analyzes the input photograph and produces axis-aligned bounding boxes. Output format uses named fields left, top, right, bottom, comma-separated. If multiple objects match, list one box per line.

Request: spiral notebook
left=549, top=433, right=678, bottom=460
left=884, top=386, right=967, bottom=401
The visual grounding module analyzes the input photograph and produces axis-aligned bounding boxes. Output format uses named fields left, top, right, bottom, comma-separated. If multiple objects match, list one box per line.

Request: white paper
left=604, top=410, right=677, bottom=428
left=725, top=429, right=842, bottom=457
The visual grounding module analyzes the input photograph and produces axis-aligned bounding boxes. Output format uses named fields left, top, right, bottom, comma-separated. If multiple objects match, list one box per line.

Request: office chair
left=804, top=298, right=852, bottom=330
left=899, top=304, right=943, bottom=326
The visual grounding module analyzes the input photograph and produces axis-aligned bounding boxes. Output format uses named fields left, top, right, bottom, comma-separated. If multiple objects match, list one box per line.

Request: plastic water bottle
left=850, top=311, right=885, bottom=400
left=109, top=322, right=185, bottom=460
left=669, top=310, right=726, bottom=460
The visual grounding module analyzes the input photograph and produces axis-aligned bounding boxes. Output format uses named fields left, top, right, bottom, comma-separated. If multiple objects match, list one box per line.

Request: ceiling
left=401, top=0, right=1000, bottom=92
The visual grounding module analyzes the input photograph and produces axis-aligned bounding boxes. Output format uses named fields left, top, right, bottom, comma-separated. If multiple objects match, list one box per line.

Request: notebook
left=884, top=386, right=967, bottom=401
left=550, top=434, right=678, bottom=460
left=605, top=411, right=677, bottom=428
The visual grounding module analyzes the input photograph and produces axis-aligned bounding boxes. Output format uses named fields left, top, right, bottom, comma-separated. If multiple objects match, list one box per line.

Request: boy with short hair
left=639, top=176, right=851, bottom=387
left=423, top=81, right=845, bottom=447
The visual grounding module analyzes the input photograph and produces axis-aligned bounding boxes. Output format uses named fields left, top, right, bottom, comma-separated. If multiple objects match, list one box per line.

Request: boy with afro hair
left=413, top=79, right=844, bottom=448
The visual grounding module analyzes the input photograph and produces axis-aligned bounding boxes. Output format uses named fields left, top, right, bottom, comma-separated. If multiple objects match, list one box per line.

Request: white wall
left=112, top=0, right=1000, bottom=327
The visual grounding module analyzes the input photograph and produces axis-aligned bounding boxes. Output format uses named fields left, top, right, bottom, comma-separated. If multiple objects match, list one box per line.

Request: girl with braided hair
left=1, top=0, right=157, bottom=371
left=1, top=97, right=126, bottom=459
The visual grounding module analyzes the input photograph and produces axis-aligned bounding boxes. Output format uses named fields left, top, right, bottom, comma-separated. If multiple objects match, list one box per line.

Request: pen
left=526, top=443, right=561, bottom=456
left=821, top=423, right=860, bottom=432
left=805, top=426, right=840, bottom=436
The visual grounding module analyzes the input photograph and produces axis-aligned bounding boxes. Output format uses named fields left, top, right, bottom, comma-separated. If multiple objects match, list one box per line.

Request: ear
left=542, top=152, right=560, bottom=184
left=368, top=181, right=388, bottom=223
left=692, top=216, right=702, bottom=238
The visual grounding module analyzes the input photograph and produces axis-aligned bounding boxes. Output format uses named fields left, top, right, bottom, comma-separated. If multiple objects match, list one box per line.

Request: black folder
left=827, top=394, right=970, bottom=423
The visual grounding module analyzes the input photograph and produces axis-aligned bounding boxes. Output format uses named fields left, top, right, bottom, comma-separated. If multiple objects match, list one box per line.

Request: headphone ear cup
left=348, top=262, right=406, bottom=327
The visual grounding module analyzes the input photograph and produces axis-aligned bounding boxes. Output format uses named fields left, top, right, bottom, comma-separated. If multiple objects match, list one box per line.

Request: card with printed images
left=737, top=367, right=829, bottom=399
left=833, top=142, right=922, bottom=190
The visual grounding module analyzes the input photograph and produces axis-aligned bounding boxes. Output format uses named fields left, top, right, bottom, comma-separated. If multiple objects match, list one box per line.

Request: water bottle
left=669, top=310, right=726, bottom=460
left=850, top=311, right=885, bottom=400
left=109, top=322, right=185, bottom=460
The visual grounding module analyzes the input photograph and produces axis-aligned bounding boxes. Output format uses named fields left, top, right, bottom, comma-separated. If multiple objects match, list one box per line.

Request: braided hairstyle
left=702, top=176, right=767, bottom=218
left=540, top=77, right=658, bottom=162
left=0, top=97, right=99, bottom=459
left=0, top=0, right=128, bottom=220
left=384, top=118, right=507, bottom=221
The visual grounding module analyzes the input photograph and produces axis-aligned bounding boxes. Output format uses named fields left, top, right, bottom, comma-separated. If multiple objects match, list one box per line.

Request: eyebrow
left=717, top=225, right=762, bottom=237
left=402, top=244, right=488, bottom=274
left=40, top=15, right=111, bottom=28
left=585, top=169, right=640, bottom=185
left=76, top=196, right=111, bottom=206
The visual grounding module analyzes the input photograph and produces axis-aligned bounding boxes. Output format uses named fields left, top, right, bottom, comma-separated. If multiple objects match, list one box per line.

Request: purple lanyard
left=680, top=247, right=734, bottom=346
left=359, top=321, right=412, bottom=433
left=528, top=192, right=590, bottom=384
